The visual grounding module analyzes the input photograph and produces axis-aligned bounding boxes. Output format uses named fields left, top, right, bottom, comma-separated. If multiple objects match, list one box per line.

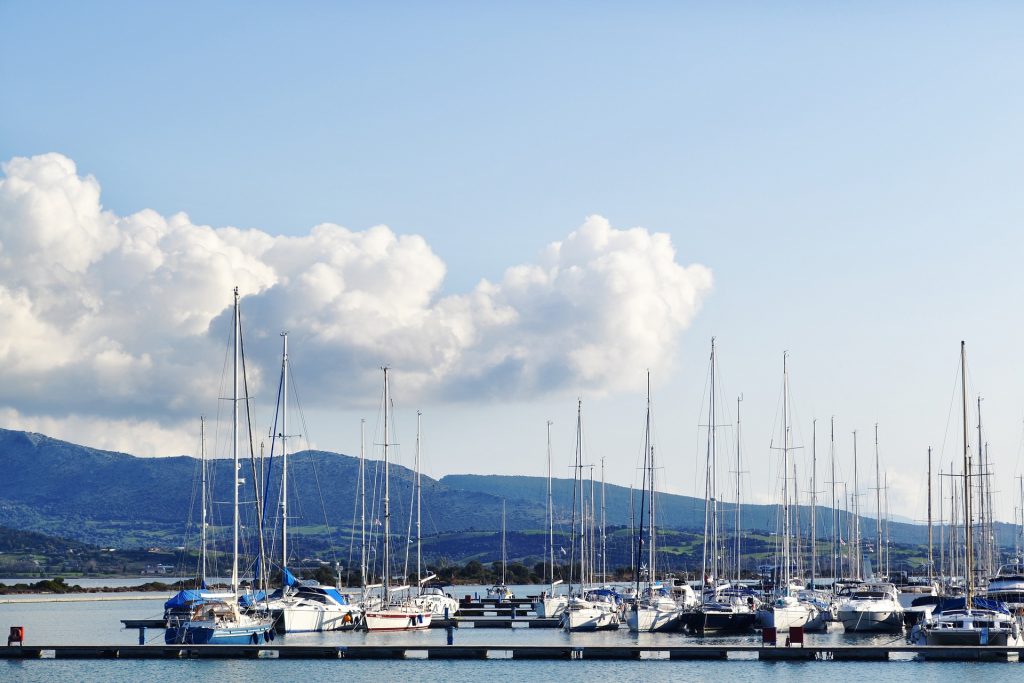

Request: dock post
left=138, top=627, right=146, bottom=645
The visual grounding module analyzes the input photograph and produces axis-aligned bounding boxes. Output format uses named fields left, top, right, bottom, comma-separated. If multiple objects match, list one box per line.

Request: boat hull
left=837, top=608, right=903, bottom=633
left=562, top=608, right=620, bottom=631
left=686, top=608, right=756, bottom=633
left=626, top=607, right=683, bottom=633
left=364, top=609, right=432, bottom=632
left=165, top=622, right=273, bottom=644
left=276, top=604, right=360, bottom=633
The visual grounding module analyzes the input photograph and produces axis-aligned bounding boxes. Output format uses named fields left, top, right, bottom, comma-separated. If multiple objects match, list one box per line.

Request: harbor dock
left=1, top=643, right=1020, bottom=661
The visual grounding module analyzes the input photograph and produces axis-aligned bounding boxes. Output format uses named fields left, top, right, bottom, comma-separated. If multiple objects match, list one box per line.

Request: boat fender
left=417, top=614, right=423, bottom=624
left=343, top=613, right=352, bottom=624
left=251, top=633, right=259, bottom=644
left=266, top=630, right=275, bottom=642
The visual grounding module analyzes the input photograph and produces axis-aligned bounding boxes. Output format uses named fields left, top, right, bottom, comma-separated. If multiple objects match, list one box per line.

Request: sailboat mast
left=782, top=351, right=791, bottom=589
left=928, top=447, right=933, bottom=583
left=811, top=419, right=817, bottom=588
left=281, top=332, right=289, bottom=574
left=735, top=394, right=743, bottom=583
left=852, top=430, right=860, bottom=580
left=649, top=444, right=655, bottom=585
left=200, top=416, right=207, bottom=585
left=360, top=418, right=367, bottom=587
left=875, top=424, right=881, bottom=578
left=830, top=417, right=837, bottom=582
left=601, top=456, right=606, bottom=583
left=416, top=410, right=422, bottom=587
left=231, top=287, right=240, bottom=595
left=383, top=367, right=391, bottom=599
left=570, top=400, right=581, bottom=596
left=501, top=499, right=507, bottom=585
left=546, top=420, right=554, bottom=586
left=961, top=341, right=973, bottom=608
left=710, top=338, right=718, bottom=584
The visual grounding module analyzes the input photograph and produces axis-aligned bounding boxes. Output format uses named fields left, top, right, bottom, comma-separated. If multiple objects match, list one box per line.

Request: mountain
left=0, top=428, right=1017, bottom=567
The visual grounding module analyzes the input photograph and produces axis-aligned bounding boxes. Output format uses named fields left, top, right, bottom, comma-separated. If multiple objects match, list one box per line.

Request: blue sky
left=2, top=2, right=1023, bottom=525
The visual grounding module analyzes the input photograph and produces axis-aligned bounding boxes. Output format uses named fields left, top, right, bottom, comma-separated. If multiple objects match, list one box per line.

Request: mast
left=546, top=420, right=554, bottom=587
left=852, top=430, right=860, bottom=580
left=501, top=499, right=507, bottom=586
left=782, top=351, right=791, bottom=591
left=200, top=416, right=208, bottom=586
left=382, top=366, right=391, bottom=600
left=961, top=341, right=973, bottom=608
left=811, top=419, right=817, bottom=588
left=928, top=447, right=934, bottom=583
left=884, top=473, right=891, bottom=577
left=830, top=417, right=837, bottom=582
left=648, top=444, right=655, bottom=586
left=977, top=397, right=985, bottom=577
left=231, top=286, right=240, bottom=595
left=710, top=338, right=718, bottom=585
left=601, top=456, right=607, bottom=583
left=634, top=380, right=650, bottom=600
left=360, top=418, right=367, bottom=587
left=281, top=332, right=289, bottom=575
left=416, top=410, right=422, bottom=587
left=875, top=423, right=881, bottom=578
left=569, top=399, right=582, bottom=595
left=735, top=394, right=743, bottom=583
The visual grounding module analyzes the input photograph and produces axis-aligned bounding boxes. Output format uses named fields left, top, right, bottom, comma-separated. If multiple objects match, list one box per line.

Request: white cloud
left=0, top=153, right=712, bottom=448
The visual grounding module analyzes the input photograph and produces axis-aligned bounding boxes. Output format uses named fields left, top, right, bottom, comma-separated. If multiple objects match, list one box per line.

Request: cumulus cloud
left=0, top=153, right=712, bottom=452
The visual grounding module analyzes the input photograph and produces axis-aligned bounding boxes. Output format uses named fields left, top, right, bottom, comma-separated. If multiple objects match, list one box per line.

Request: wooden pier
left=2, top=644, right=1021, bottom=661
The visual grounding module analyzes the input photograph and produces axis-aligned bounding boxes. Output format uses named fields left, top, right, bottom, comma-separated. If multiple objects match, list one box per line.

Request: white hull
left=626, top=606, right=684, bottom=633
left=533, top=596, right=568, bottom=619
left=277, top=603, right=360, bottom=632
left=763, top=601, right=817, bottom=631
left=562, top=607, right=620, bottom=631
left=837, top=607, right=903, bottom=632
left=364, top=607, right=432, bottom=632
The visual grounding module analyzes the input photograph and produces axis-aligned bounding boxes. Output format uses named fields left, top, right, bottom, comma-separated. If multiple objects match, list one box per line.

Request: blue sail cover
left=936, top=596, right=1010, bottom=615
left=164, top=590, right=211, bottom=610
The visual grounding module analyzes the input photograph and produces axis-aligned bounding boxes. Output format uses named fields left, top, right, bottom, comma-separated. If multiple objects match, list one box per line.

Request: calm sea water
left=1, top=584, right=1018, bottom=682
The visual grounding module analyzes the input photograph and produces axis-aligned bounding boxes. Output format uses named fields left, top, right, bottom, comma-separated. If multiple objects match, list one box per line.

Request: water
left=1, top=585, right=1018, bottom=682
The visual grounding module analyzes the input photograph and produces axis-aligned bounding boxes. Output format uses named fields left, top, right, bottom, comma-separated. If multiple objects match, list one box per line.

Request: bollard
left=138, top=626, right=146, bottom=645
left=445, top=607, right=454, bottom=646
left=8, top=626, right=24, bottom=646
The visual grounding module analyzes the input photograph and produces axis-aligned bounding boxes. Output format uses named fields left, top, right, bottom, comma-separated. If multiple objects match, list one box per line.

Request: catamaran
left=911, top=342, right=1023, bottom=647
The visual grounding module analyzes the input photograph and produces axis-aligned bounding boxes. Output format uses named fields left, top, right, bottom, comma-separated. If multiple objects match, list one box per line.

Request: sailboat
left=166, top=288, right=275, bottom=645
left=261, top=333, right=361, bottom=632
left=911, top=342, right=1023, bottom=647
left=687, top=340, right=758, bottom=634
left=486, top=501, right=515, bottom=600
left=409, top=411, right=460, bottom=618
left=761, top=352, right=821, bottom=632
left=627, top=373, right=685, bottom=633
left=363, top=367, right=432, bottom=632
left=561, top=400, right=620, bottom=632
left=534, top=420, right=568, bottom=619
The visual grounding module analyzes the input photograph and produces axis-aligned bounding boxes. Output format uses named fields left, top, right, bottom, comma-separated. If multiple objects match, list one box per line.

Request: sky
left=1, top=2, right=1023, bottom=527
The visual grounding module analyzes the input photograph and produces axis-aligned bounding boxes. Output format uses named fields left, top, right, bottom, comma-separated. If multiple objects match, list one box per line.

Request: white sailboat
left=486, top=501, right=515, bottom=601
left=363, top=367, right=432, bottom=632
left=409, top=412, right=459, bottom=619
left=912, top=342, right=1023, bottom=647
left=561, top=400, right=620, bottom=632
left=762, top=352, right=820, bottom=632
left=166, top=287, right=275, bottom=644
left=263, top=333, right=361, bottom=632
left=534, top=420, right=568, bottom=619
left=627, top=372, right=684, bottom=633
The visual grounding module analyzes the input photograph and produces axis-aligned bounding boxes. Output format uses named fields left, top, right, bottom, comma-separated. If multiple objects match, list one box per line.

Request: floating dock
left=1, top=644, right=1020, bottom=661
